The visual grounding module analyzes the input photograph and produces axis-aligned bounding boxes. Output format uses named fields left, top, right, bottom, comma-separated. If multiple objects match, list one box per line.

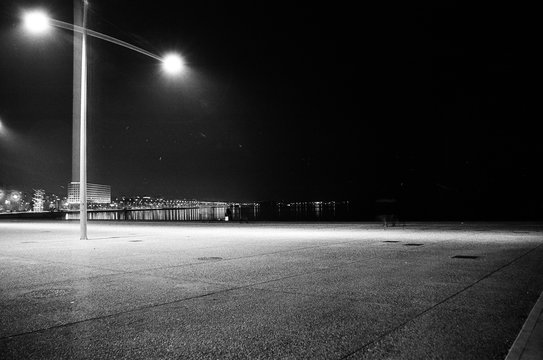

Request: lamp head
left=162, top=53, right=185, bottom=75
left=23, top=10, right=51, bottom=34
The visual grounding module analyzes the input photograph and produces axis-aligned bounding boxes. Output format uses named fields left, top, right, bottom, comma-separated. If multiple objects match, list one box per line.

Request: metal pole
left=79, top=0, right=88, bottom=240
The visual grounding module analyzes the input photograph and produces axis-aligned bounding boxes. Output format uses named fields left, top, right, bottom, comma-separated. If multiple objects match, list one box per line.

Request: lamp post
left=23, top=1, right=185, bottom=239
left=79, top=0, right=88, bottom=239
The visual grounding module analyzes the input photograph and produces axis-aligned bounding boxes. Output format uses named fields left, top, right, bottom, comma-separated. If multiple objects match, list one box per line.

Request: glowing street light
left=23, top=1, right=186, bottom=239
left=162, top=53, right=185, bottom=75
left=22, top=8, right=186, bottom=76
left=22, top=10, right=51, bottom=34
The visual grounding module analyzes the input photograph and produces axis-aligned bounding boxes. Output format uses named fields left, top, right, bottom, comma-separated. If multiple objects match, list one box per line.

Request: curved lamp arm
left=50, top=19, right=163, bottom=61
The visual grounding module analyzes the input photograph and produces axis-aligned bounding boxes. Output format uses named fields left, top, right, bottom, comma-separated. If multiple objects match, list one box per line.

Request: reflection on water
left=65, top=201, right=354, bottom=222
left=66, top=207, right=226, bottom=221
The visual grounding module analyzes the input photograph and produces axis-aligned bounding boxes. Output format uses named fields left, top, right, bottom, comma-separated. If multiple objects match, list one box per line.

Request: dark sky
left=0, top=1, right=540, bottom=219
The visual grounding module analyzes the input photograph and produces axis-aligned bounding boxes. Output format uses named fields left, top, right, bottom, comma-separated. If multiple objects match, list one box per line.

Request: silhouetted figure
left=376, top=198, right=398, bottom=228
left=225, top=207, right=232, bottom=221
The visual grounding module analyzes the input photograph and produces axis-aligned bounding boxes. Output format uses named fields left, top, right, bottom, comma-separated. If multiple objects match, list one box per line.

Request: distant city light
left=10, top=191, right=21, bottom=201
left=162, top=53, right=185, bottom=75
left=23, top=10, right=51, bottom=34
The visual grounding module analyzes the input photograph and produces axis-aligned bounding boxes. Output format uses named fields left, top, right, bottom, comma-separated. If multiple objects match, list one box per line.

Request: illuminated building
left=32, top=189, right=45, bottom=212
left=67, top=182, right=111, bottom=204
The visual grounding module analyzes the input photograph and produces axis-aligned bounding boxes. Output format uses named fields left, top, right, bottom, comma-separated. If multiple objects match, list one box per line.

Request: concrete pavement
left=0, top=220, right=542, bottom=359
left=506, top=290, right=543, bottom=360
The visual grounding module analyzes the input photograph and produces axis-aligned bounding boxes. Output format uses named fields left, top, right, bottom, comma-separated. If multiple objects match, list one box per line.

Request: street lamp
left=22, top=10, right=51, bottom=34
left=23, top=2, right=185, bottom=239
left=163, top=53, right=186, bottom=75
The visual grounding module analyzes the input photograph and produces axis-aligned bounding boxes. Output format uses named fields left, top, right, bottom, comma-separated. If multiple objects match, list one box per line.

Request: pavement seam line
left=0, top=284, right=248, bottom=342
left=1, top=238, right=383, bottom=274
left=131, top=234, right=442, bottom=274
left=338, top=241, right=543, bottom=359
left=0, top=228, right=496, bottom=344
left=0, top=240, right=436, bottom=341
left=1, top=237, right=432, bottom=302
left=0, top=238, right=386, bottom=291
left=133, top=239, right=443, bottom=294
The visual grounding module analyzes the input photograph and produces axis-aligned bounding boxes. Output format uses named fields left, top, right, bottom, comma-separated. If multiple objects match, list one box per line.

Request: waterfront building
left=67, top=182, right=111, bottom=204
left=32, top=189, right=45, bottom=212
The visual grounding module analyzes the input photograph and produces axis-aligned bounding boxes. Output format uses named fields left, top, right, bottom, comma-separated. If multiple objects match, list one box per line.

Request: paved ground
left=0, top=220, right=542, bottom=359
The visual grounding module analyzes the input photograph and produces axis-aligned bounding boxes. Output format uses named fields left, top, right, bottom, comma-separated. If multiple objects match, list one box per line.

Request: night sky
left=0, top=1, right=540, bottom=219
